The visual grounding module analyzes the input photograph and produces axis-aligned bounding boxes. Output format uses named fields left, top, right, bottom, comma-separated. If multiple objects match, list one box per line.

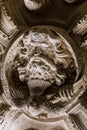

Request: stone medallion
left=0, top=0, right=87, bottom=130
left=1, top=25, right=84, bottom=122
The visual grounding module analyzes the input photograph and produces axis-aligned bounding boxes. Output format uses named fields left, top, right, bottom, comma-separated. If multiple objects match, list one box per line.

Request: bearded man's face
left=14, top=28, right=74, bottom=102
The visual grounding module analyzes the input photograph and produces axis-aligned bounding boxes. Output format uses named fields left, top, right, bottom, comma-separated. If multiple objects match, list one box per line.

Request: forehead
left=22, top=29, right=61, bottom=48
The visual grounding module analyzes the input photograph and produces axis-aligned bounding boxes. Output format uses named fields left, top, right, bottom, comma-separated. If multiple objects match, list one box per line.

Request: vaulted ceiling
left=0, top=0, right=87, bottom=130
left=3, top=0, right=87, bottom=28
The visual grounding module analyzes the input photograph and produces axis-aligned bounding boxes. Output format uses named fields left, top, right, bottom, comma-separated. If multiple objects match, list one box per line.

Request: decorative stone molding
left=69, top=104, right=87, bottom=129
left=67, top=1, right=87, bottom=48
left=0, top=25, right=85, bottom=122
left=81, top=35, right=87, bottom=47
left=0, top=0, right=19, bottom=67
left=70, top=13, right=87, bottom=48
left=0, top=1, right=18, bottom=38
left=0, top=1, right=87, bottom=130
left=72, top=15, right=87, bottom=35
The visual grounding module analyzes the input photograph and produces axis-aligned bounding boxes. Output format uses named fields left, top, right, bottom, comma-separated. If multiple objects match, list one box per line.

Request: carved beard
left=18, top=55, right=66, bottom=97
left=27, top=60, right=55, bottom=96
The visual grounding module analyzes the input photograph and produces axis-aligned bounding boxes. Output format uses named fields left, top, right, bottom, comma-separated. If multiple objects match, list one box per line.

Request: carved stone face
left=13, top=28, right=75, bottom=105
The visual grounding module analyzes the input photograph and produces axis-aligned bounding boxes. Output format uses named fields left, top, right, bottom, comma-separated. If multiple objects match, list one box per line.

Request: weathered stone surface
left=0, top=0, right=87, bottom=130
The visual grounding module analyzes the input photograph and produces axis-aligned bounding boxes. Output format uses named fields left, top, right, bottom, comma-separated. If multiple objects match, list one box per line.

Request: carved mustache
left=18, top=56, right=57, bottom=83
left=17, top=56, right=66, bottom=86
left=29, top=56, right=57, bottom=72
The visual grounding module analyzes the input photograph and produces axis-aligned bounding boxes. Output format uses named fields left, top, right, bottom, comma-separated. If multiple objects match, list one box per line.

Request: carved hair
left=13, top=28, right=75, bottom=86
left=5, top=27, right=76, bottom=107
